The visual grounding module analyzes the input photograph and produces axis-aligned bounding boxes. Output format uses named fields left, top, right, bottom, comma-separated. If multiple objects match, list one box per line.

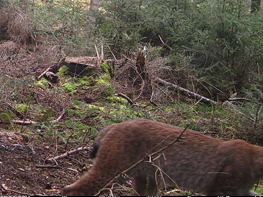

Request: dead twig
left=106, top=43, right=117, bottom=61
left=116, top=93, right=156, bottom=109
left=64, top=132, right=74, bottom=150
left=8, top=119, right=38, bottom=125
left=131, top=63, right=146, bottom=103
left=228, top=97, right=262, bottom=104
left=151, top=162, right=180, bottom=192
left=158, top=35, right=172, bottom=51
left=95, top=44, right=104, bottom=67
left=132, top=79, right=145, bottom=103
left=95, top=124, right=189, bottom=196
left=194, top=98, right=203, bottom=106
left=51, top=109, right=66, bottom=123
left=46, top=146, right=91, bottom=163
left=35, top=165, right=61, bottom=169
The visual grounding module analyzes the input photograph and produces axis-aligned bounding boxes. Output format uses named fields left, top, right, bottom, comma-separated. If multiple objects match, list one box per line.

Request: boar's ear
left=89, top=143, right=99, bottom=159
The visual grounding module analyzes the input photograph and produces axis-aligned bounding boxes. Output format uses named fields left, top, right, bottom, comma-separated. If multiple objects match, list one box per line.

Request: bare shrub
left=146, top=56, right=175, bottom=103
left=113, top=50, right=181, bottom=104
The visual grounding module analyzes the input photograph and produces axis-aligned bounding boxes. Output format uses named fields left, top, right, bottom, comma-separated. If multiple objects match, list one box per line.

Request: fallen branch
left=11, top=119, right=37, bottom=125
left=95, top=124, right=189, bottom=196
left=46, top=146, right=91, bottom=163
left=0, top=119, right=37, bottom=125
left=37, top=66, right=52, bottom=80
left=116, top=93, right=133, bottom=105
left=51, top=109, right=66, bottom=123
left=35, top=165, right=61, bottom=169
left=155, top=77, right=217, bottom=105
left=228, top=97, right=262, bottom=105
left=0, top=109, right=66, bottom=126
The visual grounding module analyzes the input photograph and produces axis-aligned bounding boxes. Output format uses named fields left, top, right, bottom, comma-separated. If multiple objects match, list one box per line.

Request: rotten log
left=155, top=77, right=217, bottom=105
left=64, top=56, right=97, bottom=67
left=37, top=56, right=127, bottom=81
left=63, top=56, right=97, bottom=75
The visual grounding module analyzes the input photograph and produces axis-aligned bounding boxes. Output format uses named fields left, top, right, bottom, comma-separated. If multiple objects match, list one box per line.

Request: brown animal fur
left=62, top=118, right=263, bottom=196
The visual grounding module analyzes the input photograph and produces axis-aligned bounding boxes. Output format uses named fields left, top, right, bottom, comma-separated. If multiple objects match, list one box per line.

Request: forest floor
left=0, top=37, right=262, bottom=196
left=0, top=39, right=194, bottom=196
left=0, top=41, right=92, bottom=196
left=0, top=131, right=90, bottom=196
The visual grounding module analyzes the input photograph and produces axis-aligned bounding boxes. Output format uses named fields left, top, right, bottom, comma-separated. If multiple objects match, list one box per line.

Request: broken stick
left=46, top=146, right=91, bottom=163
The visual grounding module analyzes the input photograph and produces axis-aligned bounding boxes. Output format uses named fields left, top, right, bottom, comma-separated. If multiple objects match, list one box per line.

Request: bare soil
left=0, top=131, right=91, bottom=196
